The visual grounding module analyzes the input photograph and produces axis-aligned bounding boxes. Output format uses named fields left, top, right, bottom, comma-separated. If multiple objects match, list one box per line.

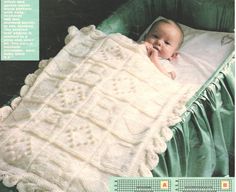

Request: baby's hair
left=149, top=19, right=184, bottom=48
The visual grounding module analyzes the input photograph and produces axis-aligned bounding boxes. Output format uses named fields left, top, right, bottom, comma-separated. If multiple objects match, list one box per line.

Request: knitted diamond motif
left=111, top=74, right=136, bottom=96
left=50, top=82, right=89, bottom=110
left=65, top=124, right=94, bottom=148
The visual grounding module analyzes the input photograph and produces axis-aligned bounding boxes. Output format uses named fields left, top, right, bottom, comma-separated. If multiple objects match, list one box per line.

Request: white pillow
left=139, top=16, right=235, bottom=85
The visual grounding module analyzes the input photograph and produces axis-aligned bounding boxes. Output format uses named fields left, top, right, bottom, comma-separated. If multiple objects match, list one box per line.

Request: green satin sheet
left=98, top=0, right=235, bottom=177
left=152, top=54, right=235, bottom=177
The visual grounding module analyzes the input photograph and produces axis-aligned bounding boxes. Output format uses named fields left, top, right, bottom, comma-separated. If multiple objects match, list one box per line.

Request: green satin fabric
left=152, top=55, right=235, bottom=177
left=97, top=0, right=234, bottom=40
left=0, top=183, right=17, bottom=192
left=97, top=0, right=235, bottom=177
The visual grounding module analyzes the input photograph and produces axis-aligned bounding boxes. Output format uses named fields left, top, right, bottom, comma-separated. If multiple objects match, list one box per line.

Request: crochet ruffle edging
left=0, top=167, right=61, bottom=192
left=137, top=86, right=194, bottom=177
left=0, top=25, right=72, bottom=122
left=0, top=167, right=110, bottom=192
left=65, top=25, right=105, bottom=45
left=0, top=59, right=51, bottom=122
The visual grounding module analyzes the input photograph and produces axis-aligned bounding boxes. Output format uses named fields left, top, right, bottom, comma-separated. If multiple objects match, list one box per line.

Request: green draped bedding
left=153, top=54, right=235, bottom=177
left=97, top=0, right=235, bottom=177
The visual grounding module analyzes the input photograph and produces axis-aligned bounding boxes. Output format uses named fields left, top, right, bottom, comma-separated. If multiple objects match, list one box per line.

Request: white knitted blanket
left=0, top=25, right=195, bottom=192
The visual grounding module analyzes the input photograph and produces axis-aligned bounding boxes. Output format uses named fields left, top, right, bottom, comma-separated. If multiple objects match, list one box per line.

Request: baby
left=143, top=19, right=184, bottom=79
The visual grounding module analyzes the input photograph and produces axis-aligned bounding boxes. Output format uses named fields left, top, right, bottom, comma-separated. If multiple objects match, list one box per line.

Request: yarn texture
left=0, top=25, right=196, bottom=192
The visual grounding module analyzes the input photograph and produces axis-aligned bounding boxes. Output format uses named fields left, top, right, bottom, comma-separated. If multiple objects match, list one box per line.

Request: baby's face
left=144, top=21, right=182, bottom=60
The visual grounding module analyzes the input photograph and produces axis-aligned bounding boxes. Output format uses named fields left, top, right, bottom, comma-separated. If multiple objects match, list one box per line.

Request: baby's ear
left=169, top=52, right=178, bottom=61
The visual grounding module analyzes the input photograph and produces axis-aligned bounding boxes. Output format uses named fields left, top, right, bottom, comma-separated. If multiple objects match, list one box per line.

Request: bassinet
left=97, top=0, right=235, bottom=177
left=0, top=0, right=234, bottom=191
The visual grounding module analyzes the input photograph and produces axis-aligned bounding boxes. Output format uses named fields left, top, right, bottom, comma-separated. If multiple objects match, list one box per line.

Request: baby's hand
left=144, top=42, right=159, bottom=62
left=144, top=42, right=154, bottom=56
left=168, top=71, right=176, bottom=80
left=143, top=42, right=176, bottom=80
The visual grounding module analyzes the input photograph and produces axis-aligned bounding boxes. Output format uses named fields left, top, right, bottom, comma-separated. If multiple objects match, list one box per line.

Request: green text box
left=1, top=0, right=39, bottom=60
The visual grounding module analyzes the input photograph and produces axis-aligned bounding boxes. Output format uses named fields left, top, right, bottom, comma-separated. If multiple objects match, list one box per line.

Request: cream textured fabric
left=0, top=25, right=195, bottom=192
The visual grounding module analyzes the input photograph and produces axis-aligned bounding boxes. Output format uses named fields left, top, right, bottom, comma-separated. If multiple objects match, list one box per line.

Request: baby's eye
left=165, top=41, right=170, bottom=45
left=152, top=34, right=159, bottom=39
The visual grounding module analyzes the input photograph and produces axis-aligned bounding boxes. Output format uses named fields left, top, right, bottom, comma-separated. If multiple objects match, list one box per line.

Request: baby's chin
left=159, top=53, right=174, bottom=60
left=158, top=54, right=169, bottom=60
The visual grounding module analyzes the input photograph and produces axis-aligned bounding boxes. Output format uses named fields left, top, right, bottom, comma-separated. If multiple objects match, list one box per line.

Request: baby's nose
left=156, top=39, right=163, bottom=46
left=155, top=40, right=162, bottom=49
